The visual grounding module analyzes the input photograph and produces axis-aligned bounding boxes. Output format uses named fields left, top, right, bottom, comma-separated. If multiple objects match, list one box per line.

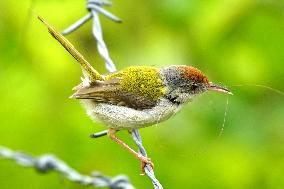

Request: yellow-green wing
left=105, top=66, right=166, bottom=100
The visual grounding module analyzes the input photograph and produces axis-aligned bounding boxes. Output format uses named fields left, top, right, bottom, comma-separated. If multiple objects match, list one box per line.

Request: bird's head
left=160, top=65, right=232, bottom=104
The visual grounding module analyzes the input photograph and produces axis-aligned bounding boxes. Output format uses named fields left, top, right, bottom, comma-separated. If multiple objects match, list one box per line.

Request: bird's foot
left=138, top=155, right=154, bottom=175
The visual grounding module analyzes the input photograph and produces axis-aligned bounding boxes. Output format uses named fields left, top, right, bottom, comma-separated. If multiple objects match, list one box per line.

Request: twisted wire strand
left=132, top=130, right=163, bottom=189
left=91, top=9, right=116, bottom=72
left=62, top=1, right=163, bottom=188
left=0, top=146, right=135, bottom=189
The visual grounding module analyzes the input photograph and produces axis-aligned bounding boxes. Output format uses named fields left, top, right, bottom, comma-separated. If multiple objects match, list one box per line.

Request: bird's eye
left=192, top=84, right=198, bottom=90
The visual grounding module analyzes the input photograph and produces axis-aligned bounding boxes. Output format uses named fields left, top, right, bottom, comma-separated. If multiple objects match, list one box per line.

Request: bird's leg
left=107, top=128, right=154, bottom=174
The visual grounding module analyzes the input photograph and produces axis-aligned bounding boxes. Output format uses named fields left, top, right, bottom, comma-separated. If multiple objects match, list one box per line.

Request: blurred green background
left=1, top=0, right=284, bottom=188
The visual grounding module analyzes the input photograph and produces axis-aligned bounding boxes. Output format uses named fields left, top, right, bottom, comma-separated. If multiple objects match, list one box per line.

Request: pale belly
left=80, top=98, right=182, bottom=130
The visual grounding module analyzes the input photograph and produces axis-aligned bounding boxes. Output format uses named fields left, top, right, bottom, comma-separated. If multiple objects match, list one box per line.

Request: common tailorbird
left=39, top=16, right=232, bottom=173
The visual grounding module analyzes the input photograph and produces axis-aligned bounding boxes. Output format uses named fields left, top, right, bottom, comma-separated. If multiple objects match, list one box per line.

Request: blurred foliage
left=0, top=0, right=284, bottom=188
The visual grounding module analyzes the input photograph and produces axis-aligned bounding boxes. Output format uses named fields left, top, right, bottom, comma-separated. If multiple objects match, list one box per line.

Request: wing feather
left=71, top=78, right=157, bottom=109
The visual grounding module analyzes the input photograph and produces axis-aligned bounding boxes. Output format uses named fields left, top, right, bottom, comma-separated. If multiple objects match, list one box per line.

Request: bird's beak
left=208, top=82, right=233, bottom=95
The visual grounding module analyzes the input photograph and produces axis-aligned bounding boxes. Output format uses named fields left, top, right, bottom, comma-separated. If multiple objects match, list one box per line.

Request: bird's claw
left=138, top=156, right=154, bottom=175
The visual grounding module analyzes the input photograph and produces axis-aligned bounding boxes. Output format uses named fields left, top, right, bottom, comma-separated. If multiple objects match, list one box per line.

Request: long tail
left=37, top=16, right=104, bottom=82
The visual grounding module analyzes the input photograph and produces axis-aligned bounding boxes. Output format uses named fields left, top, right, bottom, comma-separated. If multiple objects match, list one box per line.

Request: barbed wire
left=132, top=130, right=163, bottom=189
left=62, top=0, right=121, bottom=72
left=61, top=0, right=163, bottom=188
left=0, top=146, right=135, bottom=189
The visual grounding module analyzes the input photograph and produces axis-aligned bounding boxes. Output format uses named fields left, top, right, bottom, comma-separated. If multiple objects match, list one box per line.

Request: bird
left=38, top=16, right=232, bottom=173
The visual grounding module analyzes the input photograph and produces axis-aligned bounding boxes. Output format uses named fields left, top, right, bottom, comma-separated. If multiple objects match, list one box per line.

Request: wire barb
left=62, top=0, right=121, bottom=36
left=90, top=130, right=108, bottom=138
left=0, top=146, right=135, bottom=189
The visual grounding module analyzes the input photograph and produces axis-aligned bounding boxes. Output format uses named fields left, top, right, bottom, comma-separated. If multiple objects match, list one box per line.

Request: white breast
left=80, top=98, right=182, bottom=130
